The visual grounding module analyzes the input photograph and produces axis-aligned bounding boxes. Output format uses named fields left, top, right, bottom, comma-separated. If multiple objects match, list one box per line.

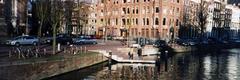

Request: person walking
left=137, top=48, right=142, bottom=59
left=128, top=51, right=131, bottom=59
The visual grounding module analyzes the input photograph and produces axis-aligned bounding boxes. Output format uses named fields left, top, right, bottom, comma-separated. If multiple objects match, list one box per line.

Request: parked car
left=130, top=44, right=141, bottom=48
left=229, top=38, right=240, bottom=44
left=176, top=39, right=199, bottom=46
left=6, top=35, right=39, bottom=46
left=113, top=36, right=124, bottom=40
left=153, top=40, right=167, bottom=47
left=73, top=38, right=97, bottom=45
left=45, top=34, right=73, bottom=45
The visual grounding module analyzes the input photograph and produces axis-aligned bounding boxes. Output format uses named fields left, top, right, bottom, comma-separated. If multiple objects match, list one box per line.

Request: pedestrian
left=130, top=48, right=134, bottom=59
left=137, top=48, right=142, bottom=56
left=128, top=51, right=131, bottom=59
left=137, top=48, right=142, bottom=59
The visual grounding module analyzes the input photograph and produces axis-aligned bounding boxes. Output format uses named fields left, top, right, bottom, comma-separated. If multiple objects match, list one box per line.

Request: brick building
left=70, top=1, right=96, bottom=35
left=96, top=0, right=183, bottom=41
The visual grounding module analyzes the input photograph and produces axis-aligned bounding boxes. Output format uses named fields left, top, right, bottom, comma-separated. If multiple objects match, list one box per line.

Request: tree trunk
left=52, top=23, right=57, bottom=55
left=38, top=20, right=43, bottom=37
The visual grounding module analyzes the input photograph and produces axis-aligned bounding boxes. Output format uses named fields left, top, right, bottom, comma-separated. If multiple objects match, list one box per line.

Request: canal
left=47, top=48, right=240, bottom=80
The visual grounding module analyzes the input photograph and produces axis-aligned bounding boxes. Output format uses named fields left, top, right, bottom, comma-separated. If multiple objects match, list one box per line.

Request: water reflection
left=49, top=48, right=240, bottom=80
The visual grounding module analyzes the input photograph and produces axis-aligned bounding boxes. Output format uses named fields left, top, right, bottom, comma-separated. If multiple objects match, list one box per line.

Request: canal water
left=48, top=48, right=240, bottom=80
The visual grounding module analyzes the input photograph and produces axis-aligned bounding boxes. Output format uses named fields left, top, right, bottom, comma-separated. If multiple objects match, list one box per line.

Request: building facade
left=56, top=0, right=97, bottom=35
left=70, top=1, right=97, bottom=35
left=3, top=0, right=29, bottom=35
left=180, top=0, right=200, bottom=39
left=0, top=0, right=7, bottom=36
left=182, top=0, right=233, bottom=40
left=206, top=0, right=232, bottom=39
left=96, top=0, right=183, bottom=41
left=226, top=4, right=240, bottom=39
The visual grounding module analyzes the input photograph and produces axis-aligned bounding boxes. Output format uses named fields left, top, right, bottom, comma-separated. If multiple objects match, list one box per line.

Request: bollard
left=70, top=45, right=73, bottom=54
left=57, top=43, right=61, bottom=51
left=17, top=48, right=21, bottom=59
left=8, top=51, right=12, bottom=58
left=80, top=47, right=83, bottom=53
left=43, top=48, right=47, bottom=55
left=78, top=47, right=80, bottom=54
left=74, top=46, right=77, bottom=54
left=84, top=46, right=87, bottom=54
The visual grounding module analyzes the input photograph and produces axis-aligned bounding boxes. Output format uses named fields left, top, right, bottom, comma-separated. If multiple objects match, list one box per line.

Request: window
left=127, top=19, right=130, bottom=25
left=122, top=19, right=126, bottom=25
left=177, top=0, right=179, bottom=3
left=132, top=19, right=135, bottom=25
left=147, top=6, right=150, bottom=13
left=133, top=8, right=135, bottom=14
left=101, top=19, right=104, bottom=23
left=116, top=19, right=118, bottom=25
left=136, top=18, right=138, bottom=25
left=108, top=18, right=110, bottom=25
left=123, top=8, right=126, bottom=14
left=176, top=19, right=179, bottom=26
left=147, top=18, right=149, bottom=25
left=155, top=18, right=159, bottom=25
left=123, top=0, right=126, bottom=3
left=156, top=7, right=159, bottom=13
left=143, top=18, right=146, bottom=25
left=127, top=8, right=130, bottom=14
left=163, top=18, right=166, bottom=25
left=136, top=8, right=139, bottom=14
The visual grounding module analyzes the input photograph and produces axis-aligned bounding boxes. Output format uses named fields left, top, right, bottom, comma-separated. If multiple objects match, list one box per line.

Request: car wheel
left=33, top=42, right=37, bottom=46
left=15, top=42, right=20, bottom=46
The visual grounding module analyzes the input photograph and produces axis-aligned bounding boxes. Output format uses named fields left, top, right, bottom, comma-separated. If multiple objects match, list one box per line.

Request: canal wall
left=0, top=53, right=107, bottom=80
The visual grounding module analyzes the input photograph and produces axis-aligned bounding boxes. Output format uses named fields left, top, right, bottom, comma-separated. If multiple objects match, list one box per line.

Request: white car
left=6, top=36, right=39, bottom=46
left=130, top=44, right=141, bottom=48
left=73, top=38, right=97, bottom=45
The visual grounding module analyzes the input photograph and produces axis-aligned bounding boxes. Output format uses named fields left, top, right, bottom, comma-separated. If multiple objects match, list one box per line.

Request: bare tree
left=181, top=1, right=199, bottom=39
left=50, top=0, right=64, bottom=54
left=35, top=0, right=50, bottom=38
left=75, top=1, right=91, bottom=35
left=103, top=0, right=108, bottom=41
left=197, top=0, right=209, bottom=41
left=64, top=0, right=75, bottom=34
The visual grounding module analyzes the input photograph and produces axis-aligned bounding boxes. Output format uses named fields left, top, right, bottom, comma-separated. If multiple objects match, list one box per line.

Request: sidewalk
left=87, top=40, right=156, bottom=61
